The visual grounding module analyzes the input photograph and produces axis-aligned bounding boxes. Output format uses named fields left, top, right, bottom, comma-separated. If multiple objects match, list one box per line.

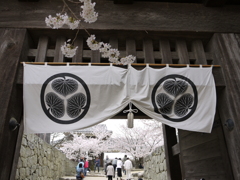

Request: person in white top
left=116, top=158, right=123, bottom=180
left=107, top=162, right=114, bottom=180
left=124, top=158, right=133, bottom=180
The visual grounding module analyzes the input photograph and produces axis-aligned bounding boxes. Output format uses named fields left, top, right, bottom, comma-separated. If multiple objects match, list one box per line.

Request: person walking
left=106, top=162, right=114, bottom=180
left=76, top=159, right=84, bottom=179
left=122, top=155, right=128, bottom=175
left=116, top=158, right=123, bottom=180
left=124, top=158, right=133, bottom=180
left=104, top=155, right=111, bottom=175
left=94, top=157, right=101, bottom=173
left=84, top=158, right=89, bottom=176
left=112, top=157, right=118, bottom=178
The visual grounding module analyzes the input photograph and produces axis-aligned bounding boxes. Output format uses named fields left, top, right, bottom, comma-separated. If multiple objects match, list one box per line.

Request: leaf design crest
left=52, top=77, right=78, bottom=97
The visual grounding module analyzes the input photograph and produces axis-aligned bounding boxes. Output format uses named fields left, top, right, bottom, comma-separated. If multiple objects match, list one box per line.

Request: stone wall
left=143, top=146, right=167, bottom=180
left=15, top=134, right=77, bottom=180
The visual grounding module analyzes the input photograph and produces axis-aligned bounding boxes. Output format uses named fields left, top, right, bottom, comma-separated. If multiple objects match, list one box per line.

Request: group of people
left=76, top=155, right=137, bottom=180
left=76, top=158, right=89, bottom=180
left=104, top=155, right=133, bottom=180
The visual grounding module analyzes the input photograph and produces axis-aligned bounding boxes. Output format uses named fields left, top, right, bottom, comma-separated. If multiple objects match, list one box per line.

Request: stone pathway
left=60, top=169, right=144, bottom=180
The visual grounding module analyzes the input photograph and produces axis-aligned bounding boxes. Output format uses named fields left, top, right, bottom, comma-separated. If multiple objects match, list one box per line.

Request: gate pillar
left=208, top=33, right=240, bottom=180
left=0, top=28, right=28, bottom=180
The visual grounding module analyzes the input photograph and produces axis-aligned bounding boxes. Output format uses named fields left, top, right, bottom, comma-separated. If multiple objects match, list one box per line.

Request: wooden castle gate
left=1, top=0, right=240, bottom=180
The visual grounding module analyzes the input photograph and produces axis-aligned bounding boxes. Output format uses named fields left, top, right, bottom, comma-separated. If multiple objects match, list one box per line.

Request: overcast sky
left=99, top=119, right=147, bottom=137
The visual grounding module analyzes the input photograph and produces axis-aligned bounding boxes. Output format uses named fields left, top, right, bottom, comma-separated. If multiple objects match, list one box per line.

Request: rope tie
left=123, top=102, right=138, bottom=114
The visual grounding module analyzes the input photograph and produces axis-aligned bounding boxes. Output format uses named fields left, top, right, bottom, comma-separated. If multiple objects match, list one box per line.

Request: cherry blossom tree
left=59, top=125, right=113, bottom=160
left=111, top=119, right=163, bottom=167
left=56, top=119, right=163, bottom=167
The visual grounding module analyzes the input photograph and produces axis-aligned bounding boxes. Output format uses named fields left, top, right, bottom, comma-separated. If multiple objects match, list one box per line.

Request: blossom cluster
left=45, top=13, right=80, bottom=30
left=61, top=40, right=78, bottom=58
left=45, top=1, right=135, bottom=64
left=80, top=0, right=98, bottom=23
left=87, top=35, right=136, bottom=65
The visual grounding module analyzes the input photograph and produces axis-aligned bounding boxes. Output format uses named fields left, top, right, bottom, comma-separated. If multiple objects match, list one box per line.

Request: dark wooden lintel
left=114, top=0, right=133, bottom=4
left=1, top=1, right=240, bottom=33
left=18, top=0, right=39, bottom=2
left=203, top=0, right=227, bottom=7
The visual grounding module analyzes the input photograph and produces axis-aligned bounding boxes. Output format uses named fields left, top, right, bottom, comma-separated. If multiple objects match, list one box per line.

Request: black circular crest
left=152, top=74, right=198, bottom=122
left=40, top=73, right=90, bottom=124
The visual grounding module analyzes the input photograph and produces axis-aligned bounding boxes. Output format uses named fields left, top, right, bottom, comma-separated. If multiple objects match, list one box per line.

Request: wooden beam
left=9, top=119, right=24, bottom=180
left=207, top=33, right=240, bottom=180
left=126, top=38, right=136, bottom=57
left=176, top=40, right=189, bottom=64
left=1, top=0, right=240, bottom=33
left=172, top=143, right=180, bottom=156
left=72, top=37, right=83, bottom=63
left=114, top=0, right=133, bottom=4
left=191, top=40, right=207, bottom=65
left=162, top=125, right=182, bottom=180
left=0, top=28, right=28, bottom=180
left=203, top=0, right=227, bottom=7
left=143, top=39, right=154, bottom=63
left=160, top=39, right=172, bottom=64
left=18, top=0, right=39, bottom=2
left=91, top=37, right=101, bottom=63
left=54, top=37, right=65, bottom=62
left=35, top=36, right=49, bottom=62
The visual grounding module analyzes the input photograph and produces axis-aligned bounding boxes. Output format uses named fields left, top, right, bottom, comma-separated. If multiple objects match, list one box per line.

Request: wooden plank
left=1, top=1, right=240, bottom=33
left=143, top=38, right=154, bottom=63
left=35, top=36, right=48, bottom=62
left=172, top=143, right=180, bottom=156
left=54, top=36, right=65, bottom=62
left=162, top=124, right=173, bottom=180
left=215, top=114, right=234, bottom=180
left=22, top=32, right=60, bottom=148
left=18, top=0, right=39, bottom=2
left=207, top=33, right=240, bottom=180
left=162, top=125, right=182, bottom=180
left=191, top=40, right=207, bottom=65
left=176, top=40, right=189, bottom=64
left=203, top=0, right=227, bottom=7
left=27, top=39, right=213, bottom=61
left=181, top=139, right=222, bottom=163
left=9, top=119, right=24, bottom=180
left=91, top=38, right=100, bottom=63
left=114, top=0, right=133, bottom=4
left=212, top=67, right=225, bottom=88
left=179, top=110, right=233, bottom=179
left=0, top=28, right=27, bottom=180
left=72, top=37, right=83, bottom=63
left=178, top=129, right=193, bottom=139
left=183, top=176, right=226, bottom=180
left=126, top=38, right=136, bottom=57
left=19, top=62, right=222, bottom=67
left=109, top=37, right=118, bottom=49
left=160, top=39, right=172, bottom=64
left=179, top=129, right=218, bottom=151
left=184, top=157, right=226, bottom=177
